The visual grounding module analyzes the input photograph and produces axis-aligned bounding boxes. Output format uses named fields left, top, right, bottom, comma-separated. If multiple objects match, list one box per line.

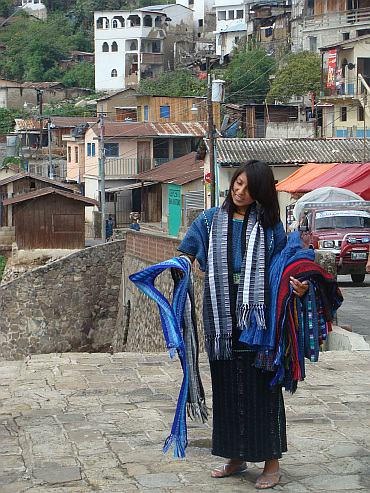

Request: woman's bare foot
left=255, top=459, right=282, bottom=489
left=211, top=459, right=247, bottom=478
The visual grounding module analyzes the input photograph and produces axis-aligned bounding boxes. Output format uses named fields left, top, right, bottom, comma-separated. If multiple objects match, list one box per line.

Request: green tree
left=62, top=62, right=95, bottom=89
left=138, top=69, right=206, bottom=97
left=225, top=45, right=276, bottom=104
left=0, top=0, right=13, bottom=18
left=266, top=51, right=321, bottom=104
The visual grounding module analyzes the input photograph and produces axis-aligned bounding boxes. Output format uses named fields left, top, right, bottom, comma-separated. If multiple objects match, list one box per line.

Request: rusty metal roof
left=3, top=187, right=99, bottom=207
left=13, top=117, right=101, bottom=131
left=0, top=172, right=80, bottom=192
left=132, top=152, right=203, bottom=185
left=212, top=138, right=370, bottom=165
left=91, top=121, right=208, bottom=139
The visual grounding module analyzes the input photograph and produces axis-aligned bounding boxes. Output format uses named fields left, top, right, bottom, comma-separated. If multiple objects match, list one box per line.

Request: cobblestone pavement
left=1, top=351, right=370, bottom=492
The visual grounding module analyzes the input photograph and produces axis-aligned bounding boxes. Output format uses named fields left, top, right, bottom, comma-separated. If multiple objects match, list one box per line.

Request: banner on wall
left=327, top=49, right=337, bottom=89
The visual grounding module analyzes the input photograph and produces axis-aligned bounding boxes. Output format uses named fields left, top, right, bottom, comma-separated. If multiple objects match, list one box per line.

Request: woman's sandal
left=211, top=461, right=247, bottom=478
left=255, top=470, right=282, bottom=489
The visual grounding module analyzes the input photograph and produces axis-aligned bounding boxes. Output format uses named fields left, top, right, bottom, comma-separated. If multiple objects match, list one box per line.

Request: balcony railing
left=141, top=53, right=164, bottom=64
left=104, top=157, right=169, bottom=177
left=303, top=7, right=370, bottom=30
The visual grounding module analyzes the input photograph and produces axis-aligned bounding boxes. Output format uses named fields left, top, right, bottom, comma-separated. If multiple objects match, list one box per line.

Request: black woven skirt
left=210, top=351, right=287, bottom=463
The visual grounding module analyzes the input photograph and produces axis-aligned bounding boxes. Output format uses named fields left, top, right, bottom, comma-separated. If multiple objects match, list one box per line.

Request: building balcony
left=303, top=7, right=370, bottom=31
left=140, top=52, right=164, bottom=65
left=104, top=157, right=169, bottom=177
left=320, top=73, right=370, bottom=102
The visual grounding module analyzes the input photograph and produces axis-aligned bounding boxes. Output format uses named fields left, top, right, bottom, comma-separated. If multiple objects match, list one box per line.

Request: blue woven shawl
left=129, top=257, right=191, bottom=458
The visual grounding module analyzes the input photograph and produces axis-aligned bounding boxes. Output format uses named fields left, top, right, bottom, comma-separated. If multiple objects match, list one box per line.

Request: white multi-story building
left=94, top=4, right=199, bottom=92
left=213, top=0, right=249, bottom=60
left=21, top=0, right=47, bottom=20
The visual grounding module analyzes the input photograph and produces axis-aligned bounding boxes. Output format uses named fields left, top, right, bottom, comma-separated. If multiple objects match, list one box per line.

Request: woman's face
left=231, top=172, right=255, bottom=211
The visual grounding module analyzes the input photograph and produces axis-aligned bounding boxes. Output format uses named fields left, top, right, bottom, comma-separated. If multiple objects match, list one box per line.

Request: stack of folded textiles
left=253, top=232, right=343, bottom=393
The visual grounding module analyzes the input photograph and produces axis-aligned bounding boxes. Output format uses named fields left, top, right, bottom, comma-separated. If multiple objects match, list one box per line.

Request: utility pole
left=48, top=119, right=53, bottom=179
left=363, top=95, right=366, bottom=164
left=37, top=89, right=43, bottom=151
left=206, top=56, right=215, bottom=208
left=99, top=105, right=106, bottom=242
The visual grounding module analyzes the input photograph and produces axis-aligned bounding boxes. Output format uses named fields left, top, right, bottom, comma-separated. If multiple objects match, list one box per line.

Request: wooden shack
left=3, top=188, right=98, bottom=250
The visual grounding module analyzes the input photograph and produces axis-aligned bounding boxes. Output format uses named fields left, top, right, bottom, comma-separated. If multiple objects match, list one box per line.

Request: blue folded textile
left=129, top=257, right=190, bottom=458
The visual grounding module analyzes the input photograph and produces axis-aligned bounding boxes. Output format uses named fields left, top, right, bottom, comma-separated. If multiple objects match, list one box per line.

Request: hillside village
left=0, top=0, right=369, bottom=251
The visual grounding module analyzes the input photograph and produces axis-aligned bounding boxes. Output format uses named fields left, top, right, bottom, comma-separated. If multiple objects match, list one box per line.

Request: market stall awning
left=295, top=162, right=370, bottom=200
left=275, top=163, right=338, bottom=192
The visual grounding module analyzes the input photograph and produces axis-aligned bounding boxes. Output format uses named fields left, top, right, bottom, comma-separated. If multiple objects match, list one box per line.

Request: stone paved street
left=1, top=350, right=370, bottom=492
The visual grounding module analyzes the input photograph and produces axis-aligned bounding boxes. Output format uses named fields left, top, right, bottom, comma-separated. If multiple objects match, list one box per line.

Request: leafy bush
left=0, top=255, right=7, bottom=281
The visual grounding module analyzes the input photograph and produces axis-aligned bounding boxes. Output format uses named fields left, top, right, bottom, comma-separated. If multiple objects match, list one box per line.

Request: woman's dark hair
left=222, top=160, right=280, bottom=227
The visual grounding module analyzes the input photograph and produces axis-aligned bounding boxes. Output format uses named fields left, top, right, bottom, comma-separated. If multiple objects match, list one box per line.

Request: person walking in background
left=177, top=160, right=309, bottom=489
left=106, top=216, right=114, bottom=241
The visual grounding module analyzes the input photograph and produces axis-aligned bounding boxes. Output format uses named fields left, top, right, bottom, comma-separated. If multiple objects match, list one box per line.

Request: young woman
left=178, top=160, right=308, bottom=489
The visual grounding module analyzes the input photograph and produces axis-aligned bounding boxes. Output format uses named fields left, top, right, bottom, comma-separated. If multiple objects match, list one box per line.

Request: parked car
left=298, top=205, right=370, bottom=283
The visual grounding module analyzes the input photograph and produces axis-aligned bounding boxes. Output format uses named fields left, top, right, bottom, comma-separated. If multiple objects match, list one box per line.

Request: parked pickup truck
left=298, top=204, right=370, bottom=283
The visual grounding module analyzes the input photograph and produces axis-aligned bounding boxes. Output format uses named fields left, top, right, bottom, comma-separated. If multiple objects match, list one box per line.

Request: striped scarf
left=204, top=205, right=268, bottom=360
left=129, top=256, right=207, bottom=458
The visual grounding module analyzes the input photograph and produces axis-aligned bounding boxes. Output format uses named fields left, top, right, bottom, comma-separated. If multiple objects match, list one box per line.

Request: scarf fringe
left=163, top=434, right=187, bottom=459
left=186, top=401, right=209, bottom=423
left=236, top=303, right=267, bottom=331
left=205, top=334, right=232, bottom=361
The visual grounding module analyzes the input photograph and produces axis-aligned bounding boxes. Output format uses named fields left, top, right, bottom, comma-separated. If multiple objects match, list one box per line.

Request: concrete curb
left=325, top=325, right=370, bottom=351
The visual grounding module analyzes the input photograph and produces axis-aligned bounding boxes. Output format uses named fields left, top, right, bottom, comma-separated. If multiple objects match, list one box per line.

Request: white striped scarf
left=204, top=205, right=268, bottom=360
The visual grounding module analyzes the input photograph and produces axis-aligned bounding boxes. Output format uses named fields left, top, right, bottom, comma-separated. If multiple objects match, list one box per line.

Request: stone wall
left=0, top=241, right=125, bottom=360
left=122, top=230, right=205, bottom=353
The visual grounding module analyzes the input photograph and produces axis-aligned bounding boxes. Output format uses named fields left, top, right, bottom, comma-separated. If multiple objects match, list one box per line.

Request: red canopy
left=295, top=163, right=370, bottom=200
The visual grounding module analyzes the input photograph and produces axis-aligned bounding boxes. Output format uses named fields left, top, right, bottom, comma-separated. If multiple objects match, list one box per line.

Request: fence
left=104, top=157, right=169, bottom=177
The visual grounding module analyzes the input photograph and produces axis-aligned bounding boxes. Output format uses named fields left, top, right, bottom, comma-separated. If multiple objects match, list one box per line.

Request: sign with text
left=168, top=184, right=182, bottom=236
left=327, top=49, right=337, bottom=89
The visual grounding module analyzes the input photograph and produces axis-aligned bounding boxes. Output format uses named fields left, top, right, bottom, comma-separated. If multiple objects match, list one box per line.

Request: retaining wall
left=123, top=229, right=206, bottom=353
left=0, top=241, right=125, bottom=360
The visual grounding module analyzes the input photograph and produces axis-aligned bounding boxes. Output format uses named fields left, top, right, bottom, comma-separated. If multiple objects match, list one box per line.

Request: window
left=236, top=10, right=243, bottom=19
left=343, top=32, right=350, bottom=40
left=160, top=105, right=170, bottom=118
left=67, top=146, right=71, bottom=162
left=358, top=105, right=364, bottom=121
left=75, top=146, right=78, bottom=163
left=309, top=36, right=317, bottom=52
left=137, top=106, right=142, bottom=121
left=144, top=15, right=152, bottom=27
left=144, top=105, right=148, bottom=121
left=228, top=10, right=234, bottom=20
left=112, top=41, right=118, bottom=52
left=199, top=19, right=203, bottom=27
left=91, top=143, right=95, bottom=157
left=218, top=11, right=226, bottom=20
left=104, top=143, right=119, bottom=157
left=111, top=69, right=117, bottom=77
left=102, top=42, right=109, bottom=52
left=341, top=106, right=347, bottom=121
left=112, top=19, right=118, bottom=28
left=87, top=143, right=91, bottom=156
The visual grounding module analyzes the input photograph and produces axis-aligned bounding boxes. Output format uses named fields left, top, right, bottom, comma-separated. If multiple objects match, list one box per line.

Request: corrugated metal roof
left=91, top=121, right=208, bottom=138
left=3, top=187, right=99, bottom=206
left=213, top=138, right=370, bottom=165
left=132, top=152, right=203, bottom=185
left=13, top=117, right=100, bottom=131
left=0, top=172, right=80, bottom=191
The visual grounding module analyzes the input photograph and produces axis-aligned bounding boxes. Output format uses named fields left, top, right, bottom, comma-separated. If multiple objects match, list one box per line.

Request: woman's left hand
left=290, top=277, right=309, bottom=297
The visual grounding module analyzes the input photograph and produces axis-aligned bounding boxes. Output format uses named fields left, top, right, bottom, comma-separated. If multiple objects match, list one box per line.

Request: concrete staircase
left=0, top=227, right=15, bottom=246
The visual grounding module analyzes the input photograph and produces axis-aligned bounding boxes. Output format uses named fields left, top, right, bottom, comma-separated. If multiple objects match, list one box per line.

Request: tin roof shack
left=223, top=103, right=313, bottom=138
left=0, top=172, right=81, bottom=228
left=3, top=188, right=98, bottom=250
left=95, top=88, right=138, bottom=122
